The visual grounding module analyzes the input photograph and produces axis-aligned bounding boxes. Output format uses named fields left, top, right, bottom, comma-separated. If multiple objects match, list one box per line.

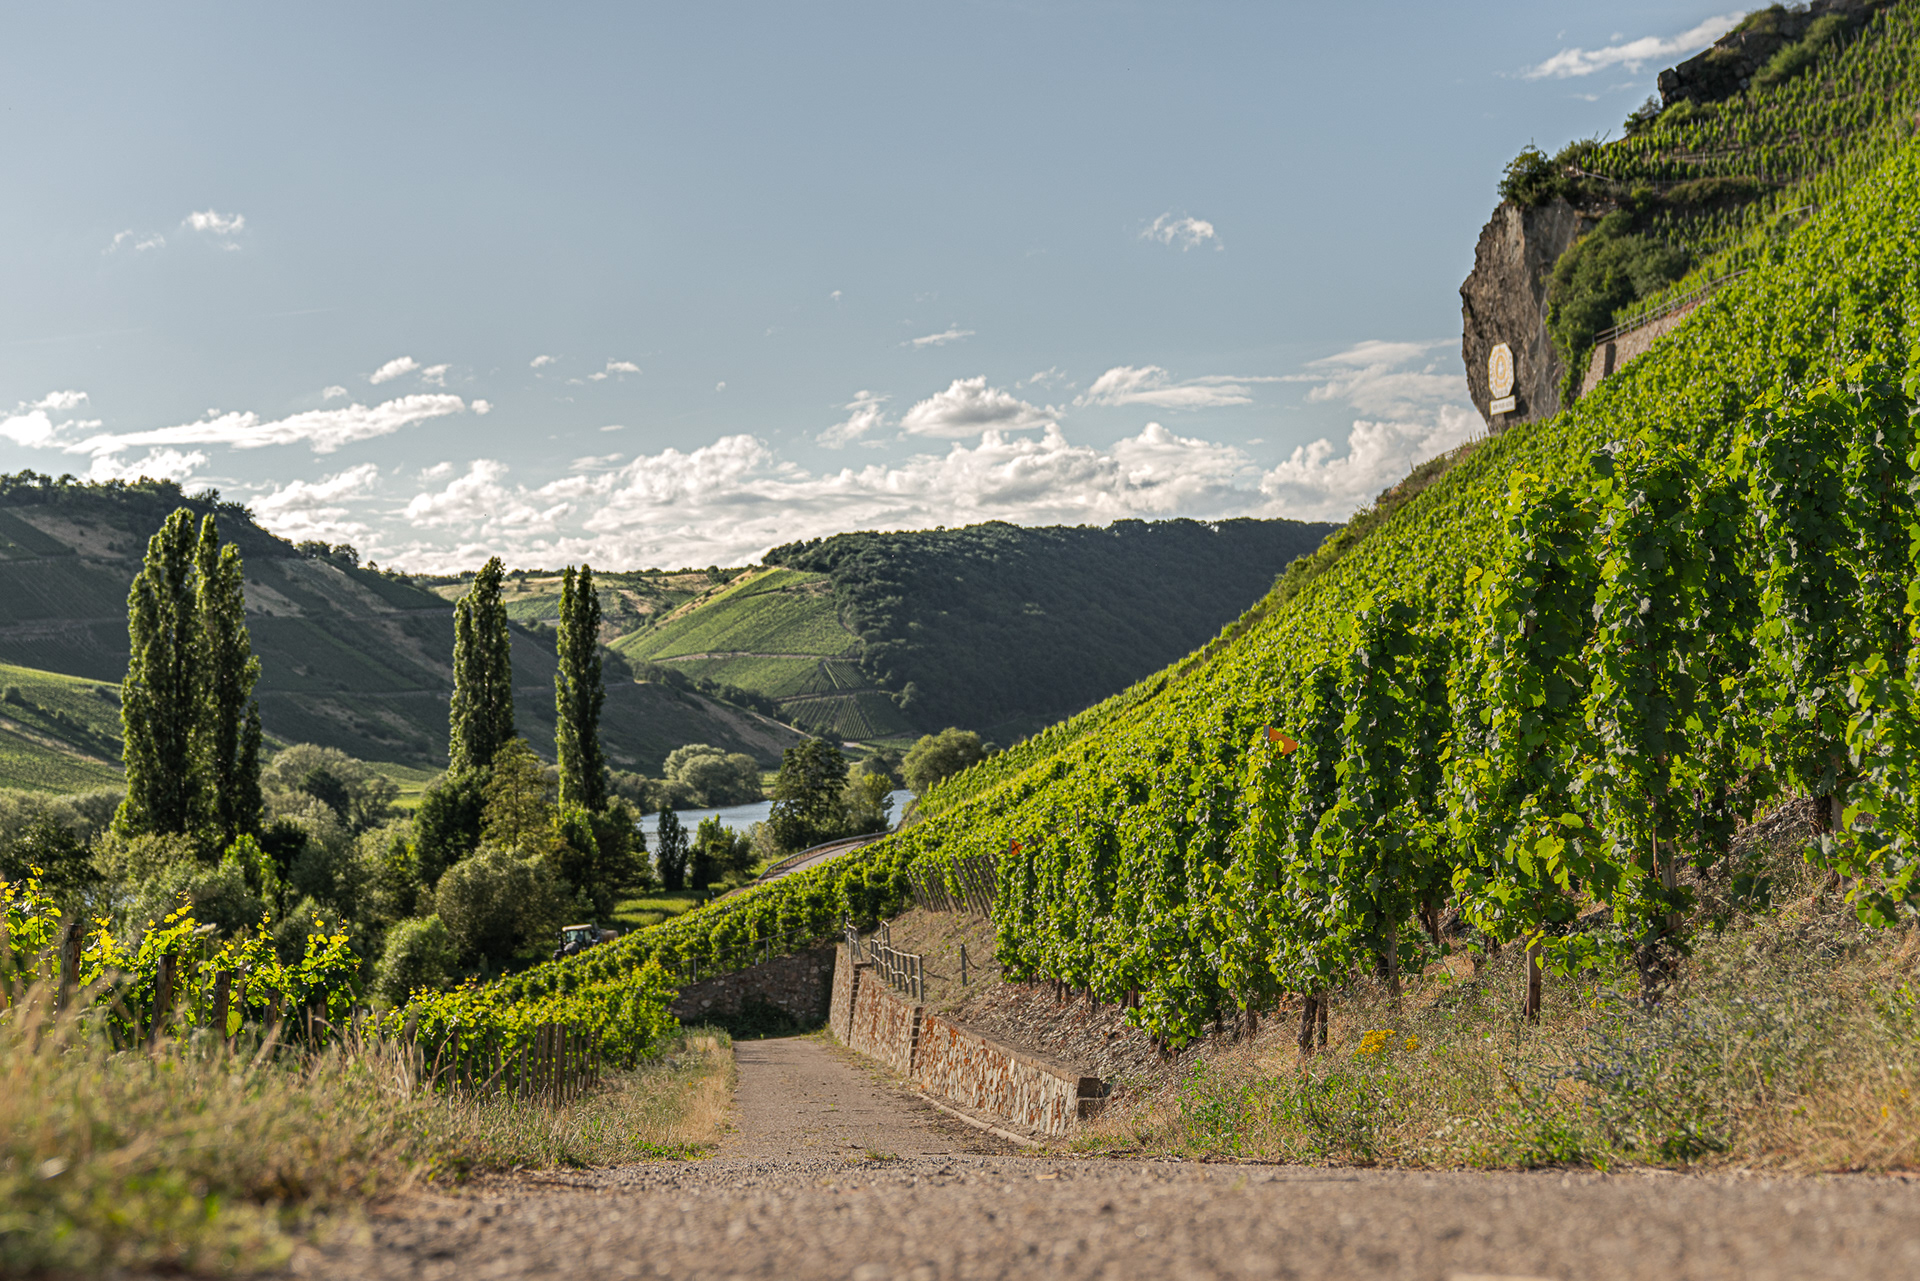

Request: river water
left=636, top=789, right=911, bottom=844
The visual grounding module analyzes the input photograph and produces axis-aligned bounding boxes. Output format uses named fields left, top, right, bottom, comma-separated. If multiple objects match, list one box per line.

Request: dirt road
left=317, top=1036, right=1920, bottom=1280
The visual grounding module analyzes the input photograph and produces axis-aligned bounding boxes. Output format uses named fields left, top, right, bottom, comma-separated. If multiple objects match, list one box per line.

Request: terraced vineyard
left=614, top=568, right=913, bottom=742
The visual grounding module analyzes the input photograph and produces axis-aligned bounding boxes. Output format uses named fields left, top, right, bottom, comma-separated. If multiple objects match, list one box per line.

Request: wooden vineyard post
left=149, top=953, right=176, bottom=1049
left=1521, top=938, right=1543, bottom=1021
left=211, top=971, right=232, bottom=1045
left=56, top=918, right=83, bottom=1012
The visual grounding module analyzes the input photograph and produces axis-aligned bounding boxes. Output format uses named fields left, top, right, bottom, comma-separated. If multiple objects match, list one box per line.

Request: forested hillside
left=0, top=477, right=799, bottom=783
left=617, top=518, right=1335, bottom=742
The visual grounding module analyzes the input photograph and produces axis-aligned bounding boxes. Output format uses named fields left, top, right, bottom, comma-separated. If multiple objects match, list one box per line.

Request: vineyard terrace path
left=319, top=1035, right=1920, bottom=1280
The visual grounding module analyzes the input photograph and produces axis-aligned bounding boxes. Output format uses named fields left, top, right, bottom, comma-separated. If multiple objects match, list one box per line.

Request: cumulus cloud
left=587, top=359, right=641, bottom=382
left=471, top=399, right=492, bottom=415
left=419, top=364, right=450, bottom=387
left=819, top=390, right=890, bottom=448
left=907, top=326, right=974, bottom=349
left=1142, top=213, right=1219, bottom=250
left=1077, top=365, right=1272, bottom=410
left=248, top=463, right=381, bottom=543
left=900, top=377, right=1054, bottom=439
left=66, top=394, right=471, bottom=460
left=186, top=209, right=246, bottom=235
left=2, top=391, right=98, bottom=448
left=87, top=448, right=209, bottom=485
left=322, top=385, right=349, bottom=400
left=1525, top=13, right=1743, bottom=79
left=1258, top=407, right=1482, bottom=521
left=530, top=354, right=557, bottom=368
left=369, top=356, right=420, bottom=385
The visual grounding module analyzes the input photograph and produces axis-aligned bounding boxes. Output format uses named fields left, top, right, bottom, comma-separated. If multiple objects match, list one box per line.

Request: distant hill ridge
left=0, top=472, right=800, bottom=785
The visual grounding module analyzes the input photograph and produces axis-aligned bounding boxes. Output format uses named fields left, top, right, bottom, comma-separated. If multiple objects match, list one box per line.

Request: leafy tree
left=655, top=807, right=689, bottom=891
left=842, top=769, right=896, bottom=836
left=372, top=914, right=455, bottom=1005
left=555, top=564, right=610, bottom=811
left=550, top=799, right=646, bottom=918
left=434, top=847, right=562, bottom=972
left=195, top=514, right=263, bottom=851
left=480, top=739, right=554, bottom=854
left=262, top=744, right=399, bottom=833
left=115, top=510, right=204, bottom=842
left=767, top=737, right=850, bottom=852
left=450, top=556, right=515, bottom=772
left=689, top=816, right=756, bottom=891
left=412, top=768, right=486, bottom=888
left=0, top=813, right=98, bottom=902
left=903, top=728, right=986, bottom=796
left=663, top=744, right=762, bottom=806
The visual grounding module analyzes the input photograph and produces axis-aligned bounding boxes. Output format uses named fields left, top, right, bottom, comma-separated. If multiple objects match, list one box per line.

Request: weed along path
left=317, top=1033, right=1920, bottom=1280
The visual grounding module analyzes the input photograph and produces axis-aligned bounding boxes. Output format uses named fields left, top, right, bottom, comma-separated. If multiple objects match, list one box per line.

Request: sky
left=0, top=2, right=1746, bottom=572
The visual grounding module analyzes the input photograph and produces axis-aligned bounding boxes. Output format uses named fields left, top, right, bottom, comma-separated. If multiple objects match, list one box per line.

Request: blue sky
left=1, top=2, right=1743, bottom=570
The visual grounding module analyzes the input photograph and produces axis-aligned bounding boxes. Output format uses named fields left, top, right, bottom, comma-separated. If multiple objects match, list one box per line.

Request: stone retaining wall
left=828, top=945, right=1104, bottom=1138
left=1580, top=297, right=1706, bottom=397
left=670, top=945, right=835, bottom=1027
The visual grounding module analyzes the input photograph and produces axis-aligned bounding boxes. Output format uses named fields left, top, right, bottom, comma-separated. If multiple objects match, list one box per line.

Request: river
left=636, top=789, right=912, bottom=844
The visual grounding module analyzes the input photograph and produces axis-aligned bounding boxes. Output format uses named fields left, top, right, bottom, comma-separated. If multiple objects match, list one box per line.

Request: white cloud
left=569, top=453, right=625, bottom=472
left=830, top=290, right=843, bottom=301
left=2, top=391, right=96, bottom=447
left=185, top=209, right=246, bottom=235
left=369, top=356, right=420, bottom=385
left=1020, top=367, right=1069, bottom=389
left=106, top=229, right=165, bottom=253
left=900, top=377, right=1054, bottom=439
left=322, top=385, right=349, bottom=400
left=1525, top=12, right=1743, bottom=79
left=819, top=390, right=890, bottom=448
left=1292, top=339, right=1463, bottom=418
left=1142, top=213, right=1219, bottom=250
left=1077, top=365, right=1272, bottom=410
left=67, top=394, right=471, bottom=459
left=401, top=459, right=572, bottom=534
left=600, top=423, right=626, bottom=433
left=471, top=399, right=492, bottom=415
left=248, top=463, right=381, bottom=543
left=530, top=354, right=557, bottom=369
left=419, top=363, right=450, bottom=387
left=87, top=448, right=209, bottom=485
left=1258, top=407, right=1482, bottom=521
left=587, top=359, right=641, bottom=382
left=907, top=326, right=974, bottom=349
left=716, top=381, right=727, bottom=392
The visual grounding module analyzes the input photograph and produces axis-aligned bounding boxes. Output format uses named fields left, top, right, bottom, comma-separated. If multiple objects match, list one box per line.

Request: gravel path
left=311, top=1036, right=1920, bottom=1280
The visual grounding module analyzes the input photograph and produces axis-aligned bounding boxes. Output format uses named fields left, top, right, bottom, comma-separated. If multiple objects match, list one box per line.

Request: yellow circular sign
left=1488, top=343, right=1515, bottom=400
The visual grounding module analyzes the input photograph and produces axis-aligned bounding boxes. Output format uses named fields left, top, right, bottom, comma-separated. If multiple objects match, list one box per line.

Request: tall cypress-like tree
left=449, top=556, right=515, bottom=772
left=116, top=510, right=204, bottom=839
left=554, top=563, right=609, bottom=811
left=195, top=514, right=263, bottom=849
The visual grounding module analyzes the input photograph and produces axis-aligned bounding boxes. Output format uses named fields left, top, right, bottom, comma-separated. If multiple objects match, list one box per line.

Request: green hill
left=0, top=477, right=802, bottom=788
left=612, top=518, right=1337, bottom=743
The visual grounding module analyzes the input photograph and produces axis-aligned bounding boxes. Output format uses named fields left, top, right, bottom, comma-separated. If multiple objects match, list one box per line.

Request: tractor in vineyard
left=553, top=922, right=617, bottom=960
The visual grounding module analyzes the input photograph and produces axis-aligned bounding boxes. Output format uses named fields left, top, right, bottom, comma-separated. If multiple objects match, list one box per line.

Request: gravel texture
left=307, top=1033, right=1920, bottom=1280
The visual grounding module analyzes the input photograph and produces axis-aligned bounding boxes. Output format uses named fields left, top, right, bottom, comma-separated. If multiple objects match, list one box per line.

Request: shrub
left=434, top=847, right=563, bottom=971
left=373, top=914, right=456, bottom=1005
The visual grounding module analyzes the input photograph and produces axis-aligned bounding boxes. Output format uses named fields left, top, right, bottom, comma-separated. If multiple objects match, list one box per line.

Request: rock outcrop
left=1659, top=1, right=1875, bottom=107
left=1458, top=197, right=1597, bottom=429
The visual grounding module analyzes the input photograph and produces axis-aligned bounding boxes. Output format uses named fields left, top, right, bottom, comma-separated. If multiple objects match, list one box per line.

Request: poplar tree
left=116, top=510, right=203, bottom=839
left=450, top=557, right=515, bottom=772
left=554, top=563, right=609, bottom=811
left=196, top=513, right=264, bottom=849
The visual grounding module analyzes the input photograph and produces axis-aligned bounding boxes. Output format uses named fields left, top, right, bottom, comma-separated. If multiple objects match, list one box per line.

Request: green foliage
left=412, top=767, right=486, bottom=887
left=479, top=739, right=554, bottom=855
left=115, top=510, right=203, bottom=842
left=450, top=557, right=515, bottom=772
left=688, top=816, right=753, bottom=891
left=1547, top=211, right=1689, bottom=401
left=372, top=913, right=456, bottom=1005
left=554, top=564, right=609, bottom=811
left=767, top=737, right=851, bottom=852
left=654, top=807, right=689, bottom=891
left=662, top=743, right=762, bottom=806
left=1753, top=12, right=1851, bottom=91
left=433, top=846, right=563, bottom=972
left=902, top=727, right=988, bottom=796
left=261, top=743, right=399, bottom=834
left=195, top=513, right=263, bottom=850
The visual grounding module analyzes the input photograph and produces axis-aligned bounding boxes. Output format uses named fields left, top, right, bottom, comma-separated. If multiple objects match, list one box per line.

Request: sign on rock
left=1488, top=343, right=1516, bottom=415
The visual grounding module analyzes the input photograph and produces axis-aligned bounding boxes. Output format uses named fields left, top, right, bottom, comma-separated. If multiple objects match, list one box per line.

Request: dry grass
left=1072, top=867, right=1920, bottom=1173
left=0, top=1004, right=734, bottom=1276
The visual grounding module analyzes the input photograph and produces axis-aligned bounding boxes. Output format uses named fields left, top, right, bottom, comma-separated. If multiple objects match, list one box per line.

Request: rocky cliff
left=1458, top=197, right=1596, bottom=429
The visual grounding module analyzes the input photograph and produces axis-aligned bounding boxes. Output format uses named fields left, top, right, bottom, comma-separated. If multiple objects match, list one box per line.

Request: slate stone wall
left=670, top=945, right=835, bottom=1027
left=827, top=944, right=1105, bottom=1138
